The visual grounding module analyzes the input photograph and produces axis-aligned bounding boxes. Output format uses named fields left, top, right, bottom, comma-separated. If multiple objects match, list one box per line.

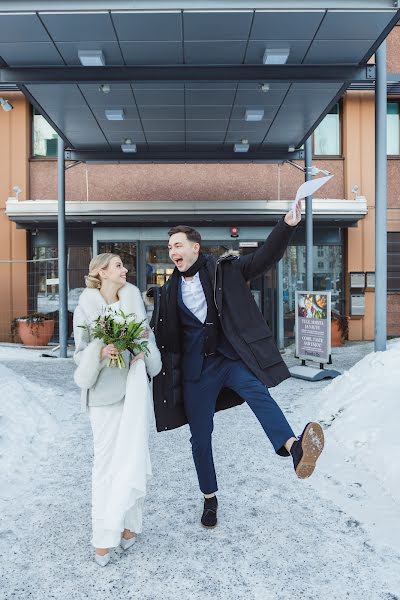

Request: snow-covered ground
left=0, top=341, right=399, bottom=600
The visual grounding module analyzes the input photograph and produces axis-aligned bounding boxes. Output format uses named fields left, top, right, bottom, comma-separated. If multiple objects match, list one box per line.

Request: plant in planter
left=11, top=312, right=55, bottom=347
left=331, top=309, right=349, bottom=346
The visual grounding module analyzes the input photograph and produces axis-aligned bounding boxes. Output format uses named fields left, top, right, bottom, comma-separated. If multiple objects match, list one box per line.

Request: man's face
left=168, top=232, right=200, bottom=272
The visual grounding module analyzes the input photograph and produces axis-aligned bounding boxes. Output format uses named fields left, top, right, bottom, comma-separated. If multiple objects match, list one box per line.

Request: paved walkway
left=1, top=342, right=399, bottom=600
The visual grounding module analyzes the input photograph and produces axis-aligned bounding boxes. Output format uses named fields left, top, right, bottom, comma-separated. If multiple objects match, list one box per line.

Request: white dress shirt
left=181, top=272, right=207, bottom=323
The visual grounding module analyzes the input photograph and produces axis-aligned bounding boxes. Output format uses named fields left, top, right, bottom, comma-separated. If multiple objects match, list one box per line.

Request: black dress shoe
left=290, top=422, right=325, bottom=479
left=201, top=496, right=218, bottom=529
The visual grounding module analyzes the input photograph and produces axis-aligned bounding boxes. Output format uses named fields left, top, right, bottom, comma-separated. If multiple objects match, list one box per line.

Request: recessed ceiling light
left=234, top=139, right=249, bottom=153
left=288, top=145, right=296, bottom=152
left=105, top=109, right=124, bottom=121
left=259, top=83, right=270, bottom=93
left=78, top=50, right=105, bottom=67
left=121, top=139, right=137, bottom=153
left=245, top=109, right=264, bottom=122
left=263, top=48, right=290, bottom=65
left=99, top=83, right=110, bottom=94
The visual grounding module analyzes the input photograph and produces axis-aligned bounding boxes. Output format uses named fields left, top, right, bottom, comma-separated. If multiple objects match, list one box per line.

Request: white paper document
left=290, top=174, right=334, bottom=216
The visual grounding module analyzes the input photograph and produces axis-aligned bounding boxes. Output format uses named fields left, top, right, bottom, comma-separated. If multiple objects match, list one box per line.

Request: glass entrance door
left=143, top=240, right=276, bottom=334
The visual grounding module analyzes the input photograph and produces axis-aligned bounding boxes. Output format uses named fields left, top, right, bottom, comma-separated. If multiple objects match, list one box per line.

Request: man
left=150, top=201, right=324, bottom=528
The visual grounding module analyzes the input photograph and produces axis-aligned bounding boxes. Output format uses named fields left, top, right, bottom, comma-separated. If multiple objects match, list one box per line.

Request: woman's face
left=100, top=256, right=128, bottom=287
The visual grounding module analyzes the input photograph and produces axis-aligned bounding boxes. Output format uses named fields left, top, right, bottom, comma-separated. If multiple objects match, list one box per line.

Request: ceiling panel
left=111, top=11, right=182, bottom=41
left=186, top=132, right=226, bottom=142
left=230, top=105, right=278, bottom=120
left=186, top=106, right=232, bottom=119
left=250, top=10, right=324, bottom=40
left=99, top=119, right=143, bottom=132
left=40, top=12, right=116, bottom=42
left=185, top=89, right=236, bottom=106
left=316, top=10, right=397, bottom=41
left=225, top=131, right=266, bottom=144
left=183, top=10, right=253, bottom=41
left=142, top=119, right=185, bottom=133
left=56, top=41, right=124, bottom=66
left=138, top=106, right=184, bottom=119
left=235, top=84, right=289, bottom=106
left=244, top=40, right=310, bottom=65
left=145, top=132, right=185, bottom=142
left=0, top=42, right=64, bottom=66
left=0, top=13, right=50, bottom=42
left=107, top=131, right=146, bottom=144
left=120, top=41, right=183, bottom=65
left=133, top=89, right=184, bottom=105
left=79, top=84, right=135, bottom=107
left=184, top=41, right=247, bottom=65
left=26, top=84, right=86, bottom=106
left=304, top=39, right=375, bottom=64
left=186, top=119, right=228, bottom=132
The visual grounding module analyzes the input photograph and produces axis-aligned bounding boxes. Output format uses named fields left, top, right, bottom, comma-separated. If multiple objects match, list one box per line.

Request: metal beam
left=375, top=42, right=387, bottom=352
left=57, top=136, right=68, bottom=358
left=65, top=149, right=305, bottom=163
left=0, top=65, right=375, bottom=85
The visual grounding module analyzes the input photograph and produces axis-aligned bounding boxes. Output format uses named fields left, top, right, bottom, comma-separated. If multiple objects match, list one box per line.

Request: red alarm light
left=230, top=226, right=239, bottom=238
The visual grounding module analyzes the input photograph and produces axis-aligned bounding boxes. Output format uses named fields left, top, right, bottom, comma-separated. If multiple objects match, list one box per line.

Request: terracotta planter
left=331, top=319, right=344, bottom=347
left=17, top=319, right=55, bottom=347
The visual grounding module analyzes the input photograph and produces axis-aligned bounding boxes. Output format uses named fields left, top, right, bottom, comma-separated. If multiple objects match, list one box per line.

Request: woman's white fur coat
left=73, top=282, right=162, bottom=411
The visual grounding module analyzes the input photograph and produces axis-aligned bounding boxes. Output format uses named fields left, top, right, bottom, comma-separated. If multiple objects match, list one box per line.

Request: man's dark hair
left=168, top=225, right=202, bottom=246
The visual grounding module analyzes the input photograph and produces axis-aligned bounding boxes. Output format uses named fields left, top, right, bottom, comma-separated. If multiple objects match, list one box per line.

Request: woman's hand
left=140, top=328, right=150, bottom=339
left=101, top=344, right=118, bottom=361
left=130, top=352, right=145, bottom=365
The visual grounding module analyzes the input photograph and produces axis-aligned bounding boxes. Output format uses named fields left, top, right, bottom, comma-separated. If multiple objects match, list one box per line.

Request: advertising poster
left=295, top=291, right=331, bottom=364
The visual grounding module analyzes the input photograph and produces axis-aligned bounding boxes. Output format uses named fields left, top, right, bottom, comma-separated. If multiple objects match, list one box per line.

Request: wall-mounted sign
left=239, top=241, right=258, bottom=248
left=295, top=291, right=331, bottom=364
left=349, top=272, right=365, bottom=289
left=46, top=278, right=59, bottom=285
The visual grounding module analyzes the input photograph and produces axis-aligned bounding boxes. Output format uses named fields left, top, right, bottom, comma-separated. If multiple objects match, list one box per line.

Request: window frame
left=312, top=101, right=343, bottom=159
left=387, top=98, right=400, bottom=158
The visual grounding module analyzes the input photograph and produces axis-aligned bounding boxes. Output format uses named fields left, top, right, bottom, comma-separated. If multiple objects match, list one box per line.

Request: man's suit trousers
left=183, top=354, right=295, bottom=494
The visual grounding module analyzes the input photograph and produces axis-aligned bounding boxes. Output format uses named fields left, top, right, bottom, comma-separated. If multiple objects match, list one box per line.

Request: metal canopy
left=0, top=3, right=399, bottom=162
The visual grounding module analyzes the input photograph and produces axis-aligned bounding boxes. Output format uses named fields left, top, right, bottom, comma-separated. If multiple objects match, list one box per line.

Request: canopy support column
left=57, top=135, right=68, bottom=358
left=375, top=41, right=387, bottom=352
left=305, top=136, right=313, bottom=290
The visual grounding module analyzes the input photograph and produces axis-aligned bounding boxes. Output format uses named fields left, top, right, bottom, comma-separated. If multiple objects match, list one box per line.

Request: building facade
left=1, top=26, right=399, bottom=345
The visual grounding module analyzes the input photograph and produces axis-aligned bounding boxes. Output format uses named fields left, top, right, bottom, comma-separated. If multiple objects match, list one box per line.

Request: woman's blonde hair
left=85, top=253, right=120, bottom=289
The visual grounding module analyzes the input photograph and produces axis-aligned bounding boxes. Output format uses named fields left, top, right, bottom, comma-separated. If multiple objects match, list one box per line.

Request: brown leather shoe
left=291, top=422, right=325, bottom=479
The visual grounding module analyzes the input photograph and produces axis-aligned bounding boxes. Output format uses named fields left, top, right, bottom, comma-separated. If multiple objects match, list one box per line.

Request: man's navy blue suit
left=178, top=279, right=294, bottom=494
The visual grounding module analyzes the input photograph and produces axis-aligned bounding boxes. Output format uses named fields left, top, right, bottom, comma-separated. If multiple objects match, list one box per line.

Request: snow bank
left=313, top=339, right=400, bottom=549
left=0, top=363, right=58, bottom=498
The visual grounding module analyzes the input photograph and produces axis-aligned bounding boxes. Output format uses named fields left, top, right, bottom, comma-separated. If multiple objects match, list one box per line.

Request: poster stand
left=289, top=290, right=341, bottom=382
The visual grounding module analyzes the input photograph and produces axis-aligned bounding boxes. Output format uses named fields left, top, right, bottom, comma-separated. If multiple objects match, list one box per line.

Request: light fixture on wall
left=245, top=109, right=264, bottom=122
left=121, top=139, right=137, bottom=153
left=12, top=185, right=22, bottom=200
left=105, top=108, right=124, bottom=121
left=234, top=139, right=249, bottom=153
left=78, top=50, right=105, bottom=66
left=262, top=48, right=290, bottom=65
left=0, top=97, right=13, bottom=111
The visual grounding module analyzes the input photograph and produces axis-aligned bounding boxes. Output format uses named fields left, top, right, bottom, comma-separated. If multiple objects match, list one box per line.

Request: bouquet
left=80, top=308, right=149, bottom=368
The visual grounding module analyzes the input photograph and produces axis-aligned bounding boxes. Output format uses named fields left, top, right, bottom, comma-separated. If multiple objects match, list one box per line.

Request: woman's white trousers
left=88, top=360, right=152, bottom=549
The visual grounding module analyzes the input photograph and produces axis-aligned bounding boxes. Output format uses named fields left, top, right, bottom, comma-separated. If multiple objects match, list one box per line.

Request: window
left=388, top=232, right=400, bottom=292
left=387, top=102, right=400, bottom=155
left=318, top=261, right=324, bottom=269
left=32, top=107, right=58, bottom=157
left=313, top=103, right=341, bottom=156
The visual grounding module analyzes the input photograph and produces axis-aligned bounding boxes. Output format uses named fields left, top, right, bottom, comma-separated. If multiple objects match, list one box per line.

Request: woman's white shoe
left=95, top=552, right=110, bottom=567
left=120, top=536, right=136, bottom=551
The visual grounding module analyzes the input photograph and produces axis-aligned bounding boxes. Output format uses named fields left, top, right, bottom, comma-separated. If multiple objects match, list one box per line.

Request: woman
left=73, top=253, right=162, bottom=566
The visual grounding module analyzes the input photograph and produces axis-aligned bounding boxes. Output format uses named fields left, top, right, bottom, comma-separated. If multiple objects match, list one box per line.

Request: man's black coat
left=150, top=217, right=297, bottom=432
